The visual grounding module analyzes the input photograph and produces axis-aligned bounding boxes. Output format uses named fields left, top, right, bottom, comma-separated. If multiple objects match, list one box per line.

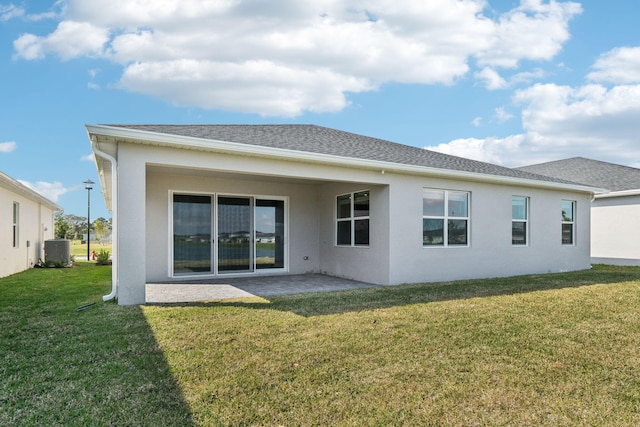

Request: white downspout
left=91, top=139, right=118, bottom=302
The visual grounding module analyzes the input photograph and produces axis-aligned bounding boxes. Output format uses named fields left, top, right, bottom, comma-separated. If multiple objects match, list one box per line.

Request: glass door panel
left=255, top=199, right=285, bottom=269
left=173, top=194, right=212, bottom=274
left=217, top=196, right=253, bottom=272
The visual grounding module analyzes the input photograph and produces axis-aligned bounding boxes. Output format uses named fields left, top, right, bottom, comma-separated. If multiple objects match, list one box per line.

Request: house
left=0, top=171, right=60, bottom=278
left=518, top=157, right=640, bottom=266
left=87, top=124, right=599, bottom=305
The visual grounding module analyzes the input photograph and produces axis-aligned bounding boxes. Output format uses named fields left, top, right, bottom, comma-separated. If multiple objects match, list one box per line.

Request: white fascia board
left=594, top=188, right=640, bottom=199
left=0, top=171, right=61, bottom=211
left=85, top=124, right=599, bottom=194
left=87, top=129, right=116, bottom=211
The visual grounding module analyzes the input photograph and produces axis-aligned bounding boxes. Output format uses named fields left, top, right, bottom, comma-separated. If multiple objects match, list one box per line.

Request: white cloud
left=18, top=180, right=71, bottom=203
left=475, top=67, right=508, bottom=90
left=81, top=153, right=95, bottom=161
left=427, top=82, right=640, bottom=167
left=476, top=0, right=582, bottom=68
left=495, top=107, right=513, bottom=123
left=428, top=134, right=526, bottom=165
left=514, top=83, right=640, bottom=140
left=427, top=44, right=640, bottom=168
left=1, top=2, right=60, bottom=22
left=472, top=117, right=482, bottom=127
left=0, top=4, right=24, bottom=21
left=87, top=68, right=101, bottom=89
left=511, top=68, right=546, bottom=85
left=587, top=47, right=640, bottom=84
left=12, top=34, right=45, bottom=60
left=0, top=141, right=17, bottom=153
left=26, top=11, right=59, bottom=21
left=475, top=67, right=546, bottom=90
left=12, top=0, right=582, bottom=116
left=119, top=59, right=372, bottom=116
left=13, top=20, right=109, bottom=60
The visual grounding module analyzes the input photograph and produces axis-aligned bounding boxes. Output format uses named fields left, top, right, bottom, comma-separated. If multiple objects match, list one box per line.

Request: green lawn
left=69, top=240, right=112, bottom=259
left=2, top=264, right=640, bottom=425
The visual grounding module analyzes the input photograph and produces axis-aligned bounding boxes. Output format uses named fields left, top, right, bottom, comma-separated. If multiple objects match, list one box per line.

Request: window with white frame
left=423, top=189, right=469, bottom=247
left=336, top=190, right=369, bottom=246
left=561, top=200, right=575, bottom=245
left=512, top=196, right=528, bottom=245
left=12, top=202, right=19, bottom=248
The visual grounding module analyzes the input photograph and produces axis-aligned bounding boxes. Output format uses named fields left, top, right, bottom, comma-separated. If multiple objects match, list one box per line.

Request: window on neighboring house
left=12, top=202, right=19, bottom=248
left=336, top=190, right=369, bottom=246
left=423, top=189, right=469, bottom=247
left=561, top=200, right=575, bottom=245
left=512, top=196, right=528, bottom=245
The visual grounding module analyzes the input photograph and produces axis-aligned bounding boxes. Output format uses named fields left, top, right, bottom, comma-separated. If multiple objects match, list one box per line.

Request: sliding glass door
left=172, top=193, right=286, bottom=276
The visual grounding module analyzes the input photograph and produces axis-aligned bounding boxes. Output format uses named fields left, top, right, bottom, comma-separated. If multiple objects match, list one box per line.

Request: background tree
left=54, top=212, right=70, bottom=239
left=54, top=213, right=113, bottom=241
left=64, top=214, right=87, bottom=240
left=92, top=217, right=112, bottom=242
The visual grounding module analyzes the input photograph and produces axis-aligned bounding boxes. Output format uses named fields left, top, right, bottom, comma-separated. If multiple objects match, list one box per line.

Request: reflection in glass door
left=217, top=196, right=253, bottom=272
left=255, top=200, right=285, bottom=269
left=173, top=194, right=212, bottom=274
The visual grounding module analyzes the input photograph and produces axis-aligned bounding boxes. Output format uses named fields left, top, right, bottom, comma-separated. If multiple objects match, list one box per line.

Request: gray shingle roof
left=518, top=157, right=640, bottom=192
left=105, top=124, right=584, bottom=186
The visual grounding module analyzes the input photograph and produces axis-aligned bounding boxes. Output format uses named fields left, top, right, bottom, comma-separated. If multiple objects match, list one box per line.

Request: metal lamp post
left=84, top=179, right=94, bottom=261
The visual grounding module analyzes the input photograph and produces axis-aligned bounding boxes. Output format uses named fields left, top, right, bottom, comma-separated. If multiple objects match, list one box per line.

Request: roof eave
left=595, top=188, right=640, bottom=199
left=0, top=171, right=61, bottom=211
left=86, top=129, right=114, bottom=211
left=85, top=124, right=600, bottom=194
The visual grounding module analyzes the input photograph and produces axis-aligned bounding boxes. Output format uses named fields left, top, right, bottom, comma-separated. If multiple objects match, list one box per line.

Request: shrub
left=96, top=249, right=111, bottom=265
left=45, top=260, right=68, bottom=268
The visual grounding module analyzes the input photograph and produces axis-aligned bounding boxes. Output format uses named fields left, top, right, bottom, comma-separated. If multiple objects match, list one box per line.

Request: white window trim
left=12, top=202, right=19, bottom=248
left=423, top=189, right=471, bottom=248
left=561, top=199, right=576, bottom=246
left=512, top=196, right=529, bottom=247
left=335, top=190, right=370, bottom=247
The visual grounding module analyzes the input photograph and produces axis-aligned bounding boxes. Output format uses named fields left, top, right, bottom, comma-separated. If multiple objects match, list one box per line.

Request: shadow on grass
left=149, top=265, right=640, bottom=317
left=0, top=264, right=195, bottom=426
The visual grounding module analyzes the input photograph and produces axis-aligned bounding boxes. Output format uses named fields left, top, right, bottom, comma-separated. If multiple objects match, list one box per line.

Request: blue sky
left=1, top=0, right=640, bottom=220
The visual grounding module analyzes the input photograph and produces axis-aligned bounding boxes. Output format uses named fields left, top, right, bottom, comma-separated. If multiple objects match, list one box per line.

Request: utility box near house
left=44, top=239, right=71, bottom=266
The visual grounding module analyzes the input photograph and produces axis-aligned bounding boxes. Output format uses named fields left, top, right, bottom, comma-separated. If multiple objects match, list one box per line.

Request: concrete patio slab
left=146, top=274, right=378, bottom=303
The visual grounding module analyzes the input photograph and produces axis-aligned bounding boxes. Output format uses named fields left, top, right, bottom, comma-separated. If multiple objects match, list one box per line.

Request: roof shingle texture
left=107, top=124, right=581, bottom=185
left=518, top=157, right=640, bottom=192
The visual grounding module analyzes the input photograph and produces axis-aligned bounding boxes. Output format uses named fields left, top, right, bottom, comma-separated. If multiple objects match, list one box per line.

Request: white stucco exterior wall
left=105, top=139, right=593, bottom=305
left=317, top=183, right=391, bottom=285
left=385, top=177, right=591, bottom=285
left=115, top=144, right=147, bottom=305
left=0, top=183, right=56, bottom=278
left=591, top=195, right=640, bottom=265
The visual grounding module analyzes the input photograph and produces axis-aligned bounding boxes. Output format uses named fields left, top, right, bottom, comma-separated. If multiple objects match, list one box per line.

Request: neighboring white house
left=0, top=171, right=60, bottom=278
left=519, top=157, right=640, bottom=266
left=87, top=124, right=599, bottom=305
